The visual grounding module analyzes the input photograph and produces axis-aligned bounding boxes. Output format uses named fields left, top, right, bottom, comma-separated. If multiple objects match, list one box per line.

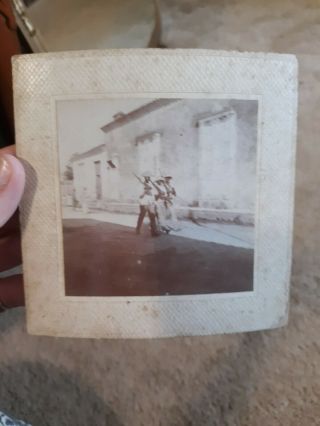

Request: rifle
left=159, top=175, right=177, bottom=199
left=132, top=172, right=144, bottom=185
left=158, top=169, right=194, bottom=208
left=149, top=178, right=162, bottom=193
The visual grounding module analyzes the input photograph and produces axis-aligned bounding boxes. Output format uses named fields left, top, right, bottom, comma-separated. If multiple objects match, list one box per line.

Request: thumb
left=0, top=152, right=25, bottom=227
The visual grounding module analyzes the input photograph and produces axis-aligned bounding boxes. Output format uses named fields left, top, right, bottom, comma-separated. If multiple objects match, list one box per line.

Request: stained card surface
left=13, top=49, right=297, bottom=338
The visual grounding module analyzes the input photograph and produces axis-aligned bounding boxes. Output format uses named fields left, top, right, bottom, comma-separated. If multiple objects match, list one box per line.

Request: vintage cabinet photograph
left=14, top=49, right=297, bottom=337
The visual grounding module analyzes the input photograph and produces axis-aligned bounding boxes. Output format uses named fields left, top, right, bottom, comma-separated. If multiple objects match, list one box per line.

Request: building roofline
left=100, top=99, right=180, bottom=134
left=71, top=99, right=180, bottom=162
left=70, top=144, right=105, bottom=162
left=195, top=108, right=235, bottom=127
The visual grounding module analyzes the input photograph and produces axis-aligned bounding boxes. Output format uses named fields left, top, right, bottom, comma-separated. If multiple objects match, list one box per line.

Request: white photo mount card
left=13, top=49, right=297, bottom=338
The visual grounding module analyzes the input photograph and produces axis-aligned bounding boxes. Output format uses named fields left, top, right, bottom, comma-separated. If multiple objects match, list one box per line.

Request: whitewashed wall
left=101, top=99, right=257, bottom=211
left=72, top=150, right=108, bottom=202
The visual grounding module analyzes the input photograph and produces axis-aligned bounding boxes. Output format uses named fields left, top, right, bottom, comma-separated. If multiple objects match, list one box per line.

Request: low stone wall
left=180, top=207, right=254, bottom=226
left=97, top=201, right=254, bottom=225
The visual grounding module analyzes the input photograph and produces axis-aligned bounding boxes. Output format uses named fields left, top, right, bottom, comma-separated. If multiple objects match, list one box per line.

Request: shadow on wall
left=0, top=359, right=123, bottom=426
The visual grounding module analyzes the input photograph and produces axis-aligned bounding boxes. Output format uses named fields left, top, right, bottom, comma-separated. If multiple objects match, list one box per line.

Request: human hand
left=0, top=145, right=25, bottom=311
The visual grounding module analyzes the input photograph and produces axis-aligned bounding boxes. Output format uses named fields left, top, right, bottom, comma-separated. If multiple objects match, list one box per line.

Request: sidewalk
left=63, top=207, right=254, bottom=249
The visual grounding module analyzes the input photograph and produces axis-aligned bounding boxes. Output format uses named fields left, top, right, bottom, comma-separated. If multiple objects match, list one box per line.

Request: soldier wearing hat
left=149, top=174, right=178, bottom=232
left=136, top=184, right=159, bottom=237
left=161, top=175, right=179, bottom=230
left=163, top=176, right=176, bottom=203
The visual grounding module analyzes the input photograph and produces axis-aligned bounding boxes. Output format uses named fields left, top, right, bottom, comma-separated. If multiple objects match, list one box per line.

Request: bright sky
left=57, top=98, right=153, bottom=169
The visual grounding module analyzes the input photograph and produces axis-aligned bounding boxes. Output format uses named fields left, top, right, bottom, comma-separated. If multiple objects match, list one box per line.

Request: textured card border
left=13, top=49, right=298, bottom=338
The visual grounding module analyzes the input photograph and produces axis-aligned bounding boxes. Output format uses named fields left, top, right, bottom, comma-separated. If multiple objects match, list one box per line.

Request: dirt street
left=63, top=219, right=254, bottom=296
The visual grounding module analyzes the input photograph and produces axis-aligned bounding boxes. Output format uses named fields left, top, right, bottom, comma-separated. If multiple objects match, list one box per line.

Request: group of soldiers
left=135, top=172, right=179, bottom=237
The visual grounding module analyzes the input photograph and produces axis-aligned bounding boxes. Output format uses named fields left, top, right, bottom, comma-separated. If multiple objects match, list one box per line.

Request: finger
left=0, top=153, right=25, bottom=227
left=0, top=275, right=25, bottom=308
left=1, top=145, right=15, bottom=155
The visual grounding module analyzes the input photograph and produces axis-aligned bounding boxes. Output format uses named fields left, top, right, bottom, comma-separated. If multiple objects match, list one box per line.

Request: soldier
left=164, top=176, right=176, bottom=202
left=136, top=184, right=159, bottom=237
left=152, top=175, right=179, bottom=233
left=153, top=178, right=170, bottom=233
left=163, top=176, right=179, bottom=228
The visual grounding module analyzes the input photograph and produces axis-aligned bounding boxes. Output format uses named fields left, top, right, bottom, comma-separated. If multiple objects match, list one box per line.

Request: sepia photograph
left=58, top=97, right=258, bottom=297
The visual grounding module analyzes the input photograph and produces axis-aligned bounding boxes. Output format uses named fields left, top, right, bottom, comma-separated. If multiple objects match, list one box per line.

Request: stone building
left=70, top=98, right=257, bottom=223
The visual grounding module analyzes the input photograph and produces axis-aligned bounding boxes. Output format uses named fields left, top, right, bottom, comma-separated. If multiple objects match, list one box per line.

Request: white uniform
left=139, top=193, right=156, bottom=213
left=156, top=181, right=179, bottom=231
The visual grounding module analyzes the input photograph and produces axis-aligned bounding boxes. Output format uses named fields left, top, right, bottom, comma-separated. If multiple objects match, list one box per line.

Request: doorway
left=94, top=160, right=102, bottom=200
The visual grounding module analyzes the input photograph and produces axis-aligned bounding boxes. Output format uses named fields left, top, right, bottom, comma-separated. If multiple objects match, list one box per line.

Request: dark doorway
left=94, top=160, right=102, bottom=200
